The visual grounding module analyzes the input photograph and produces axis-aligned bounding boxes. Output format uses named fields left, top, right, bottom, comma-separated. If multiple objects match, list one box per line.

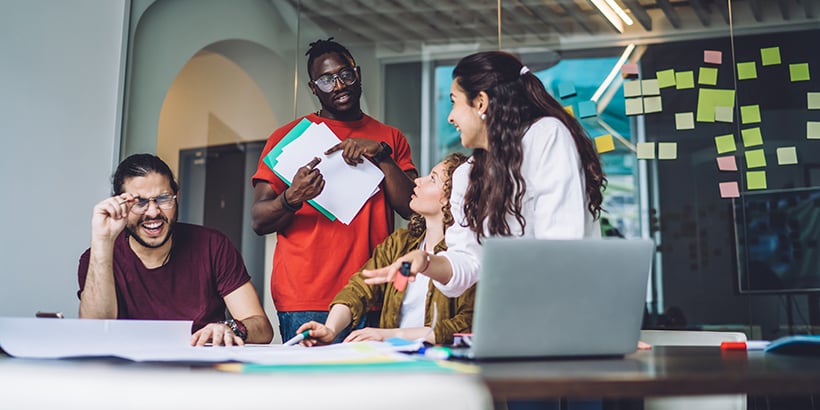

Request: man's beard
left=126, top=214, right=176, bottom=249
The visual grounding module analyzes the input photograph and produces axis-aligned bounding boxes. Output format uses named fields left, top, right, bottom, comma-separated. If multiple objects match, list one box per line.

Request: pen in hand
left=283, top=330, right=311, bottom=346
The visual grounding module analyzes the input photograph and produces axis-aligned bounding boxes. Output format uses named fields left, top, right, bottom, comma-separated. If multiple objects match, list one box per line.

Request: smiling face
left=447, top=79, right=488, bottom=150
left=308, top=51, right=362, bottom=120
left=123, top=172, right=177, bottom=250
left=409, top=161, right=448, bottom=219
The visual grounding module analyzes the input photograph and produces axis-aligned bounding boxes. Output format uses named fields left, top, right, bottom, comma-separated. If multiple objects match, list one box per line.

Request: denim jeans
left=278, top=310, right=374, bottom=344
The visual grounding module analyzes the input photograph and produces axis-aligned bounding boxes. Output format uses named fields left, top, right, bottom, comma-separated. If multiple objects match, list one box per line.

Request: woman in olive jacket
left=296, top=152, right=473, bottom=345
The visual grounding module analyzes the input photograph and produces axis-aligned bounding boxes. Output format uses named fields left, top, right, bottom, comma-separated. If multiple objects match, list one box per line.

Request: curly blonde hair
left=407, top=152, right=470, bottom=237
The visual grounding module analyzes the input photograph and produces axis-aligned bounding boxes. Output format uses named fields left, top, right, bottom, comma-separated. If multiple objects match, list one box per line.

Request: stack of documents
left=263, top=118, right=384, bottom=225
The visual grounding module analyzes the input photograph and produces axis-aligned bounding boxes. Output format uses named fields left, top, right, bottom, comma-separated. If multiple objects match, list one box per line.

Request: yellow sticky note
left=643, top=96, right=663, bottom=113
left=642, top=79, right=660, bottom=96
left=737, top=62, right=757, bottom=80
left=808, top=121, right=820, bottom=139
left=675, top=112, right=695, bottom=130
left=657, top=69, right=676, bottom=88
left=564, top=105, right=574, bottom=117
left=719, top=181, right=740, bottom=198
left=715, top=106, right=733, bottom=123
left=776, top=146, right=798, bottom=165
left=697, top=88, right=736, bottom=122
left=745, top=149, right=767, bottom=168
left=790, top=63, right=811, bottom=82
left=623, top=81, right=642, bottom=97
left=715, top=134, right=737, bottom=154
left=760, top=47, right=781, bottom=66
left=747, top=170, right=767, bottom=190
left=625, top=98, right=643, bottom=116
left=809, top=92, right=820, bottom=110
left=636, top=142, right=655, bottom=159
left=658, top=142, right=677, bottom=160
left=740, top=104, right=761, bottom=124
left=741, top=127, right=763, bottom=147
left=675, top=71, right=695, bottom=89
left=699, top=67, right=718, bottom=85
left=595, top=134, right=615, bottom=153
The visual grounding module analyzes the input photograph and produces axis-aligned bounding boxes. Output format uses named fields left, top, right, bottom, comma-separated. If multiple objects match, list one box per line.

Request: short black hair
left=305, top=37, right=355, bottom=79
left=112, top=153, right=179, bottom=196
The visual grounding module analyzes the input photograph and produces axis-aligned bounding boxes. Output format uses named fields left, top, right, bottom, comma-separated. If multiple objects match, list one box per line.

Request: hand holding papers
left=265, top=119, right=384, bottom=224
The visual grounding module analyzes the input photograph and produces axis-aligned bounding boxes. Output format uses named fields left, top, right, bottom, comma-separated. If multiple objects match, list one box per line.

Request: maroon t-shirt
left=78, top=223, right=250, bottom=332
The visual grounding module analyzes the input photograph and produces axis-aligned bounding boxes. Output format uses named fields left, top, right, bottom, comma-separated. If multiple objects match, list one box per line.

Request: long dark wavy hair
left=407, top=152, right=470, bottom=237
left=452, top=51, right=606, bottom=242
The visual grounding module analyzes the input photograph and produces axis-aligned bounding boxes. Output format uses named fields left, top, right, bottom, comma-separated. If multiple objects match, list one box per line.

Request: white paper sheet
left=0, top=318, right=411, bottom=364
left=273, top=122, right=384, bottom=224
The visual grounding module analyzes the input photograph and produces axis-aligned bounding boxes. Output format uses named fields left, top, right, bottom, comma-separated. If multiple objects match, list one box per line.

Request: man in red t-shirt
left=251, top=38, right=417, bottom=342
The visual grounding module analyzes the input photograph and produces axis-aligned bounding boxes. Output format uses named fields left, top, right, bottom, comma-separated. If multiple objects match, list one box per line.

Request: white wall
left=0, top=0, right=127, bottom=317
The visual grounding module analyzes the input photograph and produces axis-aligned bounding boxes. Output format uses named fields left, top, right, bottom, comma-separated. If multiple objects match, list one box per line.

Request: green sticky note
left=747, top=170, right=767, bottom=190
left=675, top=71, right=695, bottom=89
left=699, top=67, right=718, bottom=85
left=697, top=88, right=736, bottom=122
left=636, top=142, right=655, bottom=159
left=737, top=62, right=757, bottom=80
left=715, top=134, right=737, bottom=154
left=675, top=112, right=695, bottom=130
left=658, top=142, right=677, bottom=160
left=776, top=146, right=798, bottom=165
left=715, top=106, right=733, bottom=123
left=790, top=63, right=811, bottom=82
left=642, top=79, right=660, bottom=96
left=740, top=104, right=761, bottom=124
left=760, top=47, right=781, bottom=66
left=741, top=127, right=763, bottom=147
left=643, top=96, right=663, bottom=113
left=809, top=92, right=820, bottom=110
left=623, top=81, right=642, bottom=97
left=808, top=121, right=820, bottom=139
left=657, top=69, right=676, bottom=88
left=625, top=98, right=643, bottom=115
left=745, top=149, right=767, bottom=168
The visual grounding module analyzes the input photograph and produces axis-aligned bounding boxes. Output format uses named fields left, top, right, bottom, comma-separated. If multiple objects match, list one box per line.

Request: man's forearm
left=378, top=161, right=416, bottom=219
left=240, top=315, right=274, bottom=344
left=78, top=242, right=118, bottom=318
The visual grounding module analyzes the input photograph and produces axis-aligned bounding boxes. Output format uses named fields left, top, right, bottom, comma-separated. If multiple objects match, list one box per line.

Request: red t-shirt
left=252, top=113, right=416, bottom=312
left=77, top=223, right=250, bottom=332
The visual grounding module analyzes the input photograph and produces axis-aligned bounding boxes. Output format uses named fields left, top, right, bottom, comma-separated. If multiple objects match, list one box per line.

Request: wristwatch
left=371, top=141, right=393, bottom=163
left=220, top=319, right=248, bottom=341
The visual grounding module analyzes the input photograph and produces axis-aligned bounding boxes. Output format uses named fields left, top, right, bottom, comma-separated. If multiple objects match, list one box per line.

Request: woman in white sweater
left=363, top=51, right=606, bottom=297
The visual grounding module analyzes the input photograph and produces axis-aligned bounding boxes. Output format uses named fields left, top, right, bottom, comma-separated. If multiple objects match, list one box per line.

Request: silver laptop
left=457, top=238, right=654, bottom=360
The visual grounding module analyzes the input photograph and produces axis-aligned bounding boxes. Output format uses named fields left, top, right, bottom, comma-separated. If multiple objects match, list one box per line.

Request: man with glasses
left=251, top=38, right=418, bottom=342
left=78, top=154, right=273, bottom=346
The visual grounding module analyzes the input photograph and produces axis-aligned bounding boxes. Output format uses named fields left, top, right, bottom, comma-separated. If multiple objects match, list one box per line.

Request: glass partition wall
left=122, top=0, right=820, bottom=341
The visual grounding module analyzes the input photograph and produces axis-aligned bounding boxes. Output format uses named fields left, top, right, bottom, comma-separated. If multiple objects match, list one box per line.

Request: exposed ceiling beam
left=748, top=0, right=764, bottom=22
left=804, top=0, right=816, bottom=18
left=713, top=0, right=731, bottom=24
left=656, top=0, right=682, bottom=28
left=688, top=0, right=712, bottom=26
left=621, top=0, right=653, bottom=31
left=775, top=0, right=791, bottom=20
left=556, top=1, right=597, bottom=34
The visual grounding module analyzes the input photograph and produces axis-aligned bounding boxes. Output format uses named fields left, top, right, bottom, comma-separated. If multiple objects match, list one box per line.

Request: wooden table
left=478, top=346, right=820, bottom=401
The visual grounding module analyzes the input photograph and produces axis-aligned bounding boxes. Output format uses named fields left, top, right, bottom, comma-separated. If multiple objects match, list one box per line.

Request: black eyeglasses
left=131, top=194, right=176, bottom=215
left=313, top=67, right=358, bottom=93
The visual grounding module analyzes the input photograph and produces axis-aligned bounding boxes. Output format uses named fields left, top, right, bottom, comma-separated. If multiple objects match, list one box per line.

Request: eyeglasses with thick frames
left=312, top=67, right=358, bottom=93
left=130, top=194, right=176, bottom=215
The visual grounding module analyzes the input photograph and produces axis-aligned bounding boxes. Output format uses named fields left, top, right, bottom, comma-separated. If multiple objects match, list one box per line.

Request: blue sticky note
left=578, top=100, right=597, bottom=118
left=557, top=81, right=577, bottom=98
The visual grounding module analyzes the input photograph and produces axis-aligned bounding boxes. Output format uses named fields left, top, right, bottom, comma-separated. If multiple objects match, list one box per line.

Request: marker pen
left=720, top=340, right=770, bottom=351
left=283, top=330, right=311, bottom=346
left=394, top=261, right=411, bottom=292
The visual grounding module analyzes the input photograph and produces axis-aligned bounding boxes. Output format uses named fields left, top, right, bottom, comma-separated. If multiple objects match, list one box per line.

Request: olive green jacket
left=330, top=228, right=476, bottom=344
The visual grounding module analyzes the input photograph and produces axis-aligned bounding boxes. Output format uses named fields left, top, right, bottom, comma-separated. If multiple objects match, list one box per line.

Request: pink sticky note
left=716, top=155, right=737, bottom=171
left=719, top=181, right=740, bottom=198
left=622, top=63, right=639, bottom=76
left=704, top=50, right=723, bottom=65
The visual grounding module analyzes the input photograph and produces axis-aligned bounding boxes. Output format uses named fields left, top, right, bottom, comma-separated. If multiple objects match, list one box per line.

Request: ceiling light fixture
left=591, top=43, right=636, bottom=103
left=589, top=0, right=624, bottom=33
left=605, top=0, right=634, bottom=26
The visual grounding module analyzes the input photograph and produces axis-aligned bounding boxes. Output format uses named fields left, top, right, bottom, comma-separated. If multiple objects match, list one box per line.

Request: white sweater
left=435, top=117, right=601, bottom=297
